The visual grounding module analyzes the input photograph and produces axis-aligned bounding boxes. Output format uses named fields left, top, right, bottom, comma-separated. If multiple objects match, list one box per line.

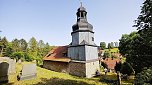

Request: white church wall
left=68, top=46, right=86, bottom=61
left=85, top=46, right=98, bottom=60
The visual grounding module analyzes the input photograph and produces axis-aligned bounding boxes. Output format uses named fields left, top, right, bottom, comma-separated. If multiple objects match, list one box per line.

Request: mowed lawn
left=6, top=62, right=134, bottom=85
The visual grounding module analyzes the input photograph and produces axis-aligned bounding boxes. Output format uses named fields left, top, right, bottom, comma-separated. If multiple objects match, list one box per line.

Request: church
left=43, top=4, right=100, bottom=78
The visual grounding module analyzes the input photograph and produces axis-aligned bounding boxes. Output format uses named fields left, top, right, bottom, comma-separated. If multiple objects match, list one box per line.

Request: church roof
left=43, top=46, right=71, bottom=62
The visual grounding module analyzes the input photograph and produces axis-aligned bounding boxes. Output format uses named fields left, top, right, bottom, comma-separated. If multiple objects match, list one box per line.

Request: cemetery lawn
left=7, top=62, right=134, bottom=85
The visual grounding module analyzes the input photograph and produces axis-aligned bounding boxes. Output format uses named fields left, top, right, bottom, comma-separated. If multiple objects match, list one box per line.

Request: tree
left=107, top=43, right=112, bottom=49
left=119, top=32, right=138, bottom=56
left=115, top=62, right=122, bottom=72
left=12, top=39, right=20, bottom=52
left=4, top=43, right=13, bottom=57
left=43, top=42, right=51, bottom=56
left=114, top=42, right=119, bottom=47
left=37, top=40, right=45, bottom=56
left=100, top=42, right=106, bottom=50
left=119, top=0, right=152, bottom=74
left=103, top=51, right=111, bottom=58
left=110, top=42, right=114, bottom=48
left=0, top=37, right=8, bottom=56
left=120, top=62, right=134, bottom=76
left=134, top=67, right=152, bottom=85
left=19, top=39, right=27, bottom=52
left=101, top=62, right=108, bottom=69
left=27, top=37, right=38, bottom=60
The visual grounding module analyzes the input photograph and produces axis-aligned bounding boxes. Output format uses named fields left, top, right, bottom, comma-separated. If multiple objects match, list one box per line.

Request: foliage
left=0, top=37, right=8, bottom=57
left=0, top=36, right=52, bottom=66
left=119, top=0, right=152, bottom=74
left=11, top=52, right=25, bottom=61
left=100, top=42, right=106, bottom=50
left=134, top=67, right=152, bottom=85
left=101, top=62, right=108, bottom=69
left=107, top=43, right=112, bottom=49
left=114, top=62, right=122, bottom=72
left=103, top=51, right=111, bottom=58
left=120, top=62, right=134, bottom=76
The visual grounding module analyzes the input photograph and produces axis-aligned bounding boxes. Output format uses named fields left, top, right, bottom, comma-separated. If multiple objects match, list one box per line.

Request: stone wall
left=43, top=60, right=69, bottom=73
left=86, top=60, right=100, bottom=78
left=68, top=61, right=86, bottom=77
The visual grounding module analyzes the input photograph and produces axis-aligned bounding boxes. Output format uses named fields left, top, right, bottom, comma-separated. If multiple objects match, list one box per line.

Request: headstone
left=18, top=59, right=22, bottom=64
left=0, top=62, right=9, bottom=83
left=8, top=59, right=16, bottom=74
left=32, top=60, right=36, bottom=63
left=18, top=63, right=37, bottom=80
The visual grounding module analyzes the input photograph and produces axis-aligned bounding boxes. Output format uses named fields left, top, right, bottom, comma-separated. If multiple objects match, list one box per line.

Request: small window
left=47, top=53, right=52, bottom=57
left=92, top=37, right=94, bottom=41
left=63, top=52, right=67, bottom=57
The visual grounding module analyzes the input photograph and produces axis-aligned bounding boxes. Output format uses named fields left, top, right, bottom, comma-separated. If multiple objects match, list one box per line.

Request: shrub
left=101, top=62, right=108, bottom=69
left=134, top=67, right=152, bottom=85
left=120, top=62, right=134, bottom=76
left=114, top=61, right=122, bottom=72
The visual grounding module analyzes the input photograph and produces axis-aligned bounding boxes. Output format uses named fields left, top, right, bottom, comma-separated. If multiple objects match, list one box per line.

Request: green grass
left=104, top=48, right=119, bottom=53
left=5, top=62, right=134, bottom=85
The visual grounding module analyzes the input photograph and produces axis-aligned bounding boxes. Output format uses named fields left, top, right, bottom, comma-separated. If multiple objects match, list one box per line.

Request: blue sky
left=0, top=0, right=143, bottom=46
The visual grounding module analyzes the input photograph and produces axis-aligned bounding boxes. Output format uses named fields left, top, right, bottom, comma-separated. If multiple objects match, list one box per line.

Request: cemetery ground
left=3, top=62, right=134, bottom=85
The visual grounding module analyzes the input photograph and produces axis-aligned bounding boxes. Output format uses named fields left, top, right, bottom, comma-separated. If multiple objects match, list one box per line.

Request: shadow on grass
left=99, top=74, right=118, bottom=85
left=33, top=77, right=92, bottom=85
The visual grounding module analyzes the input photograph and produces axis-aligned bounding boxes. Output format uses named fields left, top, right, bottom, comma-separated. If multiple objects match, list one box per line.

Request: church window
left=92, top=37, right=94, bottom=41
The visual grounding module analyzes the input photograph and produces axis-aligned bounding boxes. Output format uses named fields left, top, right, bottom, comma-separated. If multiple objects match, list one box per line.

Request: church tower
left=68, top=3, right=100, bottom=78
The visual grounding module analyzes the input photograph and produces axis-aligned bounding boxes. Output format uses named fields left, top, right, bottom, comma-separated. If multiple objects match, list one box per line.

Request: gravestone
left=18, top=63, right=37, bottom=80
left=8, top=59, right=16, bottom=74
left=0, top=62, right=9, bottom=83
left=0, top=57, right=16, bottom=83
left=18, top=59, right=22, bottom=64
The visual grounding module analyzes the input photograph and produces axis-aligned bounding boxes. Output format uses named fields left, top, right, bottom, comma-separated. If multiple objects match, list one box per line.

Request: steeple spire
left=80, top=0, right=82, bottom=7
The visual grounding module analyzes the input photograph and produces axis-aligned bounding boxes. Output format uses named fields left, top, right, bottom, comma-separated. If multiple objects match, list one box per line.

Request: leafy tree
left=115, top=61, right=122, bottom=72
left=101, top=62, right=108, bottom=69
left=103, top=51, right=111, bottom=58
left=114, top=42, right=119, bottom=47
left=120, top=62, right=134, bottom=76
left=19, top=39, right=27, bottom=52
left=110, top=42, right=114, bottom=48
left=4, top=43, right=13, bottom=57
left=119, top=32, right=138, bottom=56
left=134, top=67, right=152, bottom=85
left=107, top=43, right=112, bottom=49
left=11, top=52, right=24, bottom=61
left=28, top=37, right=38, bottom=59
left=37, top=40, right=45, bottom=56
left=12, top=39, right=20, bottom=52
left=119, top=0, right=152, bottom=74
left=43, top=42, right=51, bottom=56
left=100, top=42, right=106, bottom=50
left=0, top=37, right=8, bottom=56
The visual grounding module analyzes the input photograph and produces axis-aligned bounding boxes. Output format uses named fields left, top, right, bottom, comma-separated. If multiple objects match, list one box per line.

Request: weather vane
left=79, top=0, right=82, bottom=7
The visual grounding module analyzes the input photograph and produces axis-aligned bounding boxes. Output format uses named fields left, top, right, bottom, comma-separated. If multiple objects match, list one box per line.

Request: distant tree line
left=0, top=37, right=53, bottom=66
left=100, top=42, right=119, bottom=50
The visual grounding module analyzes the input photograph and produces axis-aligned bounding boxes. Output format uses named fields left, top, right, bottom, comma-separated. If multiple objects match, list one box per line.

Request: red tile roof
left=43, top=46, right=71, bottom=62
left=103, top=58, right=120, bottom=70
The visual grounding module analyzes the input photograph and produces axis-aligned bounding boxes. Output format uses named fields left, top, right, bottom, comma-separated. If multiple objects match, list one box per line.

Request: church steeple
left=72, top=3, right=93, bottom=32
left=76, top=2, right=87, bottom=21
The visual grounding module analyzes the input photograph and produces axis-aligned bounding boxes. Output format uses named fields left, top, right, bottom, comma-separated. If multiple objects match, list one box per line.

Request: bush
left=120, top=62, right=134, bottom=76
left=134, top=67, right=152, bottom=85
left=101, top=62, right=108, bottom=69
left=114, top=61, right=122, bottom=72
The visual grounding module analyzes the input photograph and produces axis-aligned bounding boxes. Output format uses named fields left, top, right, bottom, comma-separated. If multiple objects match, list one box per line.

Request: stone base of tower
left=69, top=60, right=100, bottom=78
